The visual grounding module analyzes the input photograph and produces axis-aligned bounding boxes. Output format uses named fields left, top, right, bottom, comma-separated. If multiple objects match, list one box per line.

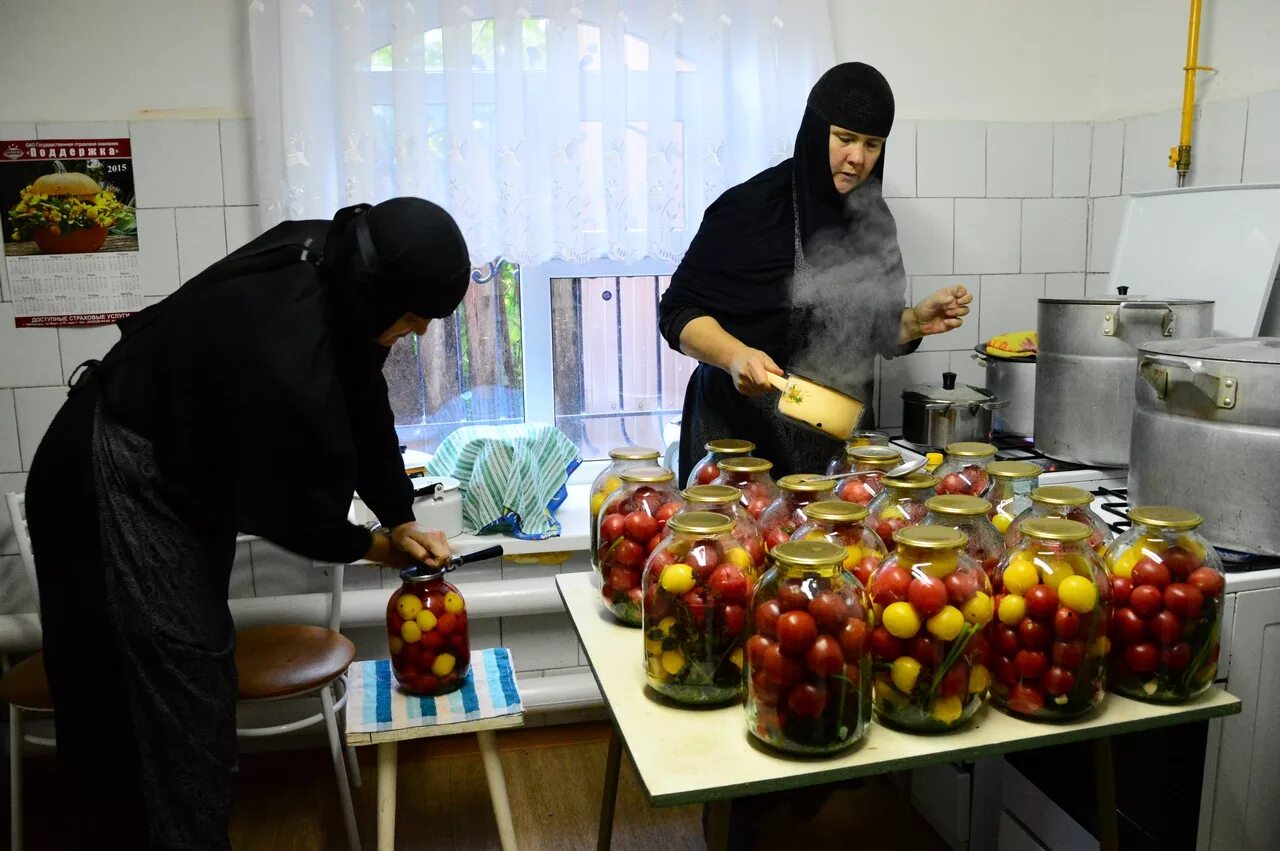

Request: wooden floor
left=7, top=721, right=950, bottom=850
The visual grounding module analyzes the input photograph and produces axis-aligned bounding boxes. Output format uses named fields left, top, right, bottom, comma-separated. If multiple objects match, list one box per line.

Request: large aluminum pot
left=1035, top=295, right=1214, bottom=466
left=1129, top=337, right=1280, bottom=557
left=972, top=346, right=1035, bottom=436
left=902, top=371, right=1005, bottom=447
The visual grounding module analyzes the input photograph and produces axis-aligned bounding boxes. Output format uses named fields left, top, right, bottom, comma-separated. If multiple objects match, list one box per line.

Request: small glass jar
left=923, top=495, right=1007, bottom=584
left=597, top=466, right=683, bottom=626
left=866, top=473, right=939, bottom=552
left=643, top=511, right=755, bottom=705
left=679, top=484, right=767, bottom=570
left=687, top=438, right=756, bottom=488
left=758, top=474, right=838, bottom=553
left=713, top=456, right=780, bottom=521
left=984, top=460, right=1042, bottom=535
left=989, top=518, right=1111, bottom=722
left=590, top=447, right=661, bottom=574
left=833, top=447, right=904, bottom=507
left=825, top=431, right=892, bottom=475
left=934, top=442, right=998, bottom=497
left=387, top=566, right=471, bottom=696
left=792, top=500, right=888, bottom=589
left=868, top=526, right=993, bottom=732
left=1006, top=486, right=1113, bottom=555
left=1103, top=506, right=1225, bottom=703
left=744, top=540, right=872, bottom=754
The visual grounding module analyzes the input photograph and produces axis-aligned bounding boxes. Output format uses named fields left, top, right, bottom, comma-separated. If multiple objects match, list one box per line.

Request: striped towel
left=426, top=423, right=581, bottom=540
left=347, top=648, right=524, bottom=734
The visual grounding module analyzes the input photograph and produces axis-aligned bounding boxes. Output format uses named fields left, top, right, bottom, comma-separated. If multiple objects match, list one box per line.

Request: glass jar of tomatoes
left=934, top=442, right=998, bottom=497
left=759, top=474, right=838, bottom=553
left=866, top=472, right=939, bottom=552
left=825, top=431, right=892, bottom=475
left=643, top=511, right=755, bottom=705
left=679, top=484, right=767, bottom=570
left=1005, top=486, right=1112, bottom=554
left=792, top=500, right=888, bottom=589
left=989, top=518, right=1111, bottom=721
left=868, top=526, right=993, bottom=732
left=687, top=438, right=756, bottom=488
left=833, top=447, right=903, bottom=507
left=590, top=446, right=661, bottom=574
left=597, top=466, right=683, bottom=626
left=744, top=540, right=872, bottom=754
left=984, top=460, right=1042, bottom=535
left=923, top=494, right=1007, bottom=584
left=387, top=565, right=470, bottom=696
left=1104, top=506, right=1224, bottom=703
left=713, top=455, right=779, bottom=521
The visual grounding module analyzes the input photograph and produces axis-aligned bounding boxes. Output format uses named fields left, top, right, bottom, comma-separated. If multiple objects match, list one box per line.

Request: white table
left=555, top=571, right=1242, bottom=851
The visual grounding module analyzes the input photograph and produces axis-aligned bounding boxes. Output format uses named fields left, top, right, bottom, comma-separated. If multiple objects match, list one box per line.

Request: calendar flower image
left=6, top=169, right=134, bottom=254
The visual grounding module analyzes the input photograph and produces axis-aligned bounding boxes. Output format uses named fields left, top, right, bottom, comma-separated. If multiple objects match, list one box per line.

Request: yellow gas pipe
left=1170, top=0, right=1216, bottom=187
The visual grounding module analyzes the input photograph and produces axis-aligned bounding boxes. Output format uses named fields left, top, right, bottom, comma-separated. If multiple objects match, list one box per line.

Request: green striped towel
left=426, top=424, right=581, bottom=540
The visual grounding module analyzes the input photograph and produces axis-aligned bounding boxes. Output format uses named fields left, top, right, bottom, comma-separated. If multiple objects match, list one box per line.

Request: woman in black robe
left=659, top=62, right=972, bottom=482
left=23, top=197, right=470, bottom=848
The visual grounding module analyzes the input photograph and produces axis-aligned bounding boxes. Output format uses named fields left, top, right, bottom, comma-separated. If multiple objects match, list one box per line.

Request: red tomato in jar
left=685, top=543, right=721, bottom=574
left=746, top=634, right=773, bottom=668
left=854, top=557, right=880, bottom=589
left=423, top=593, right=446, bottom=616
left=1015, top=649, right=1048, bottom=680
left=1054, top=607, right=1081, bottom=640
left=995, top=655, right=1019, bottom=687
left=751, top=670, right=782, bottom=706
left=908, top=575, right=948, bottom=618
left=655, top=500, right=682, bottom=525
left=421, top=630, right=445, bottom=651
left=682, top=588, right=710, bottom=629
left=777, top=610, right=819, bottom=655
left=1018, top=619, right=1052, bottom=650
left=1052, top=640, right=1085, bottom=669
left=871, top=566, right=912, bottom=605
left=609, top=567, right=638, bottom=592
left=776, top=582, right=810, bottom=612
left=938, top=473, right=969, bottom=495
left=945, top=570, right=980, bottom=606
left=1025, top=585, right=1060, bottom=621
left=763, top=643, right=804, bottom=688
left=907, top=635, right=940, bottom=667
left=624, top=510, right=658, bottom=542
left=388, top=613, right=405, bottom=634
left=1129, top=585, right=1164, bottom=618
left=1150, top=610, right=1183, bottom=646
left=754, top=599, right=782, bottom=639
left=600, top=513, right=626, bottom=543
left=695, top=463, right=720, bottom=485
left=1006, top=684, right=1046, bottom=715
left=994, top=624, right=1022, bottom=657
left=1132, top=559, right=1172, bottom=589
left=1164, top=583, right=1204, bottom=620
left=1188, top=567, right=1225, bottom=598
left=436, top=612, right=459, bottom=635
left=1110, top=576, right=1133, bottom=608
left=875, top=517, right=908, bottom=546
left=839, top=620, right=869, bottom=661
left=635, top=489, right=666, bottom=515
left=939, top=662, right=969, bottom=698
left=614, top=539, right=645, bottom=568
left=414, top=674, right=439, bottom=694
left=1111, top=608, right=1148, bottom=645
left=787, top=683, right=828, bottom=719
left=1123, top=642, right=1159, bottom=674
left=764, top=527, right=791, bottom=551
left=645, top=582, right=671, bottom=622
left=805, top=635, right=845, bottom=676
left=402, top=643, right=425, bottom=669
left=1161, top=546, right=1200, bottom=581
left=646, top=534, right=664, bottom=554
left=1043, top=666, right=1076, bottom=697
left=870, top=626, right=904, bottom=661
left=1162, top=641, right=1192, bottom=673
left=719, top=603, right=746, bottom=639
left=807, top=591, right=849, bottom=633
left=709, top=565, right=750, bottom=605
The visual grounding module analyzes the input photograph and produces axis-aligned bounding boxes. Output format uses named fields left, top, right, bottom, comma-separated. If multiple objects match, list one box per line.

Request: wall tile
left=986, top=123, right=1053, bottom=198
left=1045, top=273, right=1086, bottom=299
left=1086, top=273, right=1112, bottom=296
left=57, top=324, right=121, bottom=383
left=225, top=206, right=261, bottom=253
left=470, top=618, right=502, bottom=655
left=913, top=276, right=980, bottom=353
left=1244, top=90, right=1280, bottom=183
left=36, top=121, right=130, bottom=140
left=500, top=612, right=582, bottom=672
left=1053, top=122, right=1092, bottom=197
left=0, top=472, right=29, bottom=555
left=1189, top=99, right=1247, bottom=187
left=340, top=561, right=386, bottom=592
left=1090, top=120, right=1124, bottom=197
left=0, top=304, right=63, bottom=387
left=137, top=208, right=181, bottom=297
left=882, top=120, right=916, bottom=199
left=0, top=122, right=38, bottom=138
left=1088, top=196, right=1129, bottom=274
left=130, top=120, right=224, bottom=208
left=877, top=351, right=949, bottom=429
left=954, top=199, right=1020, bottom=274
left=0, top=555, right=37, bottom=615
left=0, top=391, right=18, bottom=473
left=948, top=350, right=988, bottom=392
left=1021, top=198, right=1087, bottom=273
left=220, top=119, right=256, bottom=206
left=250, top=541, right=312, bottom=596
left=978, top=274, right=1043, bottom=340
left=917, top=121, right=985, bottom=198
left=0, top=250, right=9, bottom=302
left=176, top=207, right=228, bottom=282
left=885, top=198, right=953, bottom=275
left=14, top=386, right=66, bottom=470
left=1122, top=110, right=1180, bottom=196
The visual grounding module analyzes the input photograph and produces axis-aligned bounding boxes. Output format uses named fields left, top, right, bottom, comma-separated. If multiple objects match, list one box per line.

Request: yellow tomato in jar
left=1109, top=545, right=1141, bottom=578
left=1002, top=556, right=1039, bottom=595
left=1176, top=534, right=1207, bottom=561
left=660, top=564, right=696, bottom=594
left=1058, top=576, right=1097, bottom=613
left=843, top=544, right=863, bottom=568
left=590, top=492, right=608, bottom=517
left=644, top=637, right=663, bottom=655
left=883, top=602, right=921, bottom=639
left=432, top=653, right=456, bottom=677
left=969, top=663, right=991, bottom=694
left=1038, top=557, right=1073, bottom=590
left=921, top=552, right=958, bottom=579
left=400, top=621, right=422, bottom=644
left=891, top=656, right=922, bottom=693
left=962, top=592, right=994, bottom=626
left=725, top=548, right=752, bottom=570
left=804, top=531, right=826, bottom=542
left=992, top=513, right=1012, bottom=534
left=396, top=594, right=423, bottom=621
left=444, top=591, right=465, bottom=613
left=415, top=610, right=438, bottom=632
left=1091, top=636, right=1111, bottom=657
left=998, top=594, right=1027, bottom=625
left=926, top=606, right=965, bottom=641
left=661, top=650, right=686, bottom=676
left=730, top=647, right=744, bottom=670
left=930, top=696, right=964, bottom=724
left=388, top=637, right=404, bottom=655
left=657, top=616, right=677, bottom=635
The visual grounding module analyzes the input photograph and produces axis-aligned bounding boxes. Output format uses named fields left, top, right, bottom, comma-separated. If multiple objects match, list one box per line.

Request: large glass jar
left=834, top=447, right=903, bottom=507
left=597, top=466, right=683, bottom=626
left=989, top=518, right=1111, bottom=721
left=679, top=484, right=766, bottom=570
left=687, top=438, right=756, bottom=488
left=387, top=566, right=471, bottom=696
left=825, top=431, right=892, bottom=475
left=758, top=474, right=838, bottom=553
left=984, top=460, right=1042, bottom=535
left=792, top=500, right=888, bottom=589
left=923, top=495, right=1007, bottom=584
left=866, top=472, right=939, bottom=552
left=589, top=446, right=661, bottom=574
left=744, top=540, right=872, bottom=754
left=868, top=526, right=993, bottom=732
left=1103, top=506, right=1224, bottom=703
left=1006, top=486, right=1112, bottom=554
left=934, top=442, right=998, bottom=497
left=642, top=511, right=755, bottom=705
left=713, top=455, right=780, bottom=521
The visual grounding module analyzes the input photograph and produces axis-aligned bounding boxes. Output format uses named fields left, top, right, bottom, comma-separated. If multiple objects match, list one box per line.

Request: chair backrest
left=5, top=492, right=38, bottom=622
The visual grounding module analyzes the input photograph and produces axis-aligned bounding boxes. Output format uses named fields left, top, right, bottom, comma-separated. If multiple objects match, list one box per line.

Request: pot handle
left=1103, top=301, right=1176, bottom=337
left=1138, top=354, right=1237, bottom=408
left=971, top=352, right=990, bottom=367
left=981, top=397, right=1010, bottom=410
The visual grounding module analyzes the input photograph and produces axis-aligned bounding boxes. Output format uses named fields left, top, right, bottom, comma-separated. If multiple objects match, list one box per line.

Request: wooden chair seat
left=0, top=652, right=53, bottom=711
left=234, top=625, right=356, bottom=701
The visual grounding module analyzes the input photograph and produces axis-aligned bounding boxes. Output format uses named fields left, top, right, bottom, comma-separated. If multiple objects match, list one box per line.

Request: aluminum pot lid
left=1038, top=296, right=1213, bottom=305
left=1139, top=336, right=1280, bottom=364
left=903, top=371, right=994, bottom=404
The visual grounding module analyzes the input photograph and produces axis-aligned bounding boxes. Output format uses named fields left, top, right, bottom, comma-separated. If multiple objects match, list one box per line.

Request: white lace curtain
left=248, top=0, right=833, bottom=265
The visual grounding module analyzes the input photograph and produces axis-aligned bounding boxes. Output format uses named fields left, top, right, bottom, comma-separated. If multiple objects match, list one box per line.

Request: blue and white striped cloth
left=347, top=648, right=524, bottom=734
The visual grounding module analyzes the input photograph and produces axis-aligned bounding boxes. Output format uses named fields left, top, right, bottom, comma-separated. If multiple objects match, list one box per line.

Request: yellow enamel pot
left=766, top=373, right=866, bottom=441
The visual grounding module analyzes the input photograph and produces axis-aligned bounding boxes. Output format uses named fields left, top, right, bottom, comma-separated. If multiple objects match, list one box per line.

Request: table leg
left=1094, top=736, right=1121, bottom=851
left=595, top=725, right=623, bottom=851
left=705, top=799, right=732, bottom=851
left=478, top=730, right=518, bottom=851
left=377, top=741, right=398, bottom=851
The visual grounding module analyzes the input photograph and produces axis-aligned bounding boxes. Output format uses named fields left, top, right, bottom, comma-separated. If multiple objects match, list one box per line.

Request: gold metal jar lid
left=718, top=455, right=773, bottom=474
left=882, top=472, right=940, bottom=491
left=847, top=446, right=903, bottom=469
left=682, top=485, right=741, bottom=504
left=925, top=495, right=992, bottom=516
left=771, top=540, right=847, bottom=567
left=777, top=474, right=838, bottom=493
left=986, top=460, right=1042, bottom=479
left=893, top=525, right=968, bottom=550
left=945, top=442, right=998, bottom=458
left=1128, top=505, right=1203, bottom=531
left=1020, top=517, right=1092, bottom=542
left=667, top=511, right=734, bottom=535
left=1029, top=485, right=1092, bottom=506
left=802, top=500, right=869, bottom=523
left=608, top=446, right=661, bottom=461
left=705, top=438, right=755, bottom=455
left=618, top=465, right=675, bottom=484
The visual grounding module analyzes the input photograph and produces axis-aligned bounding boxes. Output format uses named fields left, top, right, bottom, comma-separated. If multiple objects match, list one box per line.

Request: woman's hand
left=726, top=345, right=785, bottom=396
left=390, top=523, right=452, bottom=566
left=901, top=285, right=972, bottom=343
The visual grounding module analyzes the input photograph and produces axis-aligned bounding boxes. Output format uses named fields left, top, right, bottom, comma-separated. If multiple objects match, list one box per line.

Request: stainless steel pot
left=1128, top=337, right=1280, bottom=557
left=972, top=346, right=1036, bottom=436
left=902, top=371, right=1005, bottom=447
left=1035, top=293, right=1215, bottom=466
